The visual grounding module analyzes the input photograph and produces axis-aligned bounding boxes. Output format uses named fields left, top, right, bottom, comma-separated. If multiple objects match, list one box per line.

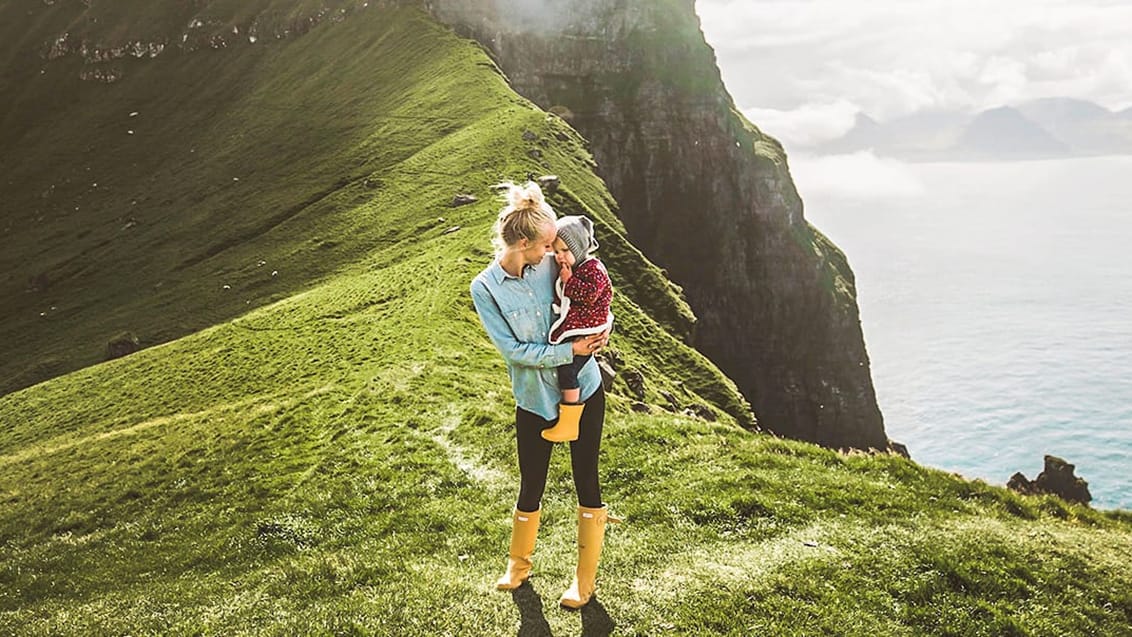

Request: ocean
left=793, top=153, right=1132, bottom=510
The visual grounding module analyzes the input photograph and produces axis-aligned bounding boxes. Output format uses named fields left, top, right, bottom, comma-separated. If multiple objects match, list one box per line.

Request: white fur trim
left=550, top=314, right=614, bottom=344
left=548, top=276, right=570, bottom=343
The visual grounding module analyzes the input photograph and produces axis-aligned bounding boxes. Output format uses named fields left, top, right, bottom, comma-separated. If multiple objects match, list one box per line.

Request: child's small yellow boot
left=541, top=403, right=584, bottom=442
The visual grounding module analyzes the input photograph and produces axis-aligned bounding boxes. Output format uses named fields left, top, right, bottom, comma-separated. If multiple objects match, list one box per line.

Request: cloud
left=742, top=100, right=859, bottom=147
left=787, top=151, right=926, bottom=201
left=697, top=0, right=1132, bottom=118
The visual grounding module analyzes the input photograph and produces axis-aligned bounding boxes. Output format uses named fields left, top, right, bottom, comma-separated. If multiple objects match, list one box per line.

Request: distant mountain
left=812, top=98, right=1132, bottom=160
left=818, top=112, right=881, bottom=154
left=814, top=110, right=967, bottom=159
left=1017, top=97, right=1112, bottom=125
left=1016, top=98, right=1132, bottom=155
left=953, top=106, right=1070, bottom=159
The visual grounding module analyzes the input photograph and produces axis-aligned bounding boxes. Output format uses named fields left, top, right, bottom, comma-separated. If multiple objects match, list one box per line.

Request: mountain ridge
left=812, top=97, right=1132, bottom=160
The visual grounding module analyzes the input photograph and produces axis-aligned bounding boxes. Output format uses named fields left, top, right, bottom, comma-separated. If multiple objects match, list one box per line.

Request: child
left=541, top=215, right=614, bottom=443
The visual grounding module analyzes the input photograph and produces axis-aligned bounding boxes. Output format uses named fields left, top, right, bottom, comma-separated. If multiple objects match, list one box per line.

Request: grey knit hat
left=556, top=215, right=599, bottom=265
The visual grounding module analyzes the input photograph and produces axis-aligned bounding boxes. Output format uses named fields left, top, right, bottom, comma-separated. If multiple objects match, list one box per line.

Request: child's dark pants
left=556, top=354, right=592, bottom=393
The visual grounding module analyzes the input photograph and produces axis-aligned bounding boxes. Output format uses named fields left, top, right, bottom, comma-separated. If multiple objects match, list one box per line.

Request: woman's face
left=519, top=222, right=557, bottom=265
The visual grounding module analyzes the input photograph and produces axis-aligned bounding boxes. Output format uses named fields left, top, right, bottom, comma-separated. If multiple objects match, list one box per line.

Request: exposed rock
left=622, top=369, right=645, bottom=401
left=38, top=1, right=370, bottom=78
left=631, top=401, right=651, bottom=414
left=597, top=349, right=622, bottom=371
left=451, top=194, right=477, bottom=207
left=106, top=331, right=141, bottom=360
left=682, top=403, right=716, bottom=422
left=548, top=105, right=575, bottom=120
left=1007, top=473, right=1037, bottom=495
left=79, top=66, right=123, bottom=83
left=1008, top=455, right=1092, bottom=505
left=660, top=390, right=680, bottom=412
left=597, top=358, right=616, bottom=392
left=425, top=0, right=887, bottom=449
left=888, top=440, right=911, bottom=459
left=522, top=130, right=538, bottom=141
left=537, top=174, right=560, bottom=195
left=27, top=273, right=50, bottom=293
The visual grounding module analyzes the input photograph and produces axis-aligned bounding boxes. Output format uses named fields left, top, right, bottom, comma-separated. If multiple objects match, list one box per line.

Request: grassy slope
left=1, top=4, right=1131, bottom=636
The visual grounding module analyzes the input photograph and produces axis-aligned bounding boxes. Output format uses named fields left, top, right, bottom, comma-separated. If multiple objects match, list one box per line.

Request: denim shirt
left=471, top=254, right=601, bottom=421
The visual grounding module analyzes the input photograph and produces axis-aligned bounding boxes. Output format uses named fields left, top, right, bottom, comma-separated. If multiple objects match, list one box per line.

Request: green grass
left=2, top=4, right=1132, bottom=636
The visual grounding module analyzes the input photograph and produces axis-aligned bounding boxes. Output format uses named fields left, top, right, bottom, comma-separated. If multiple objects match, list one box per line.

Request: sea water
left=794, top=153, right=1132, bottom=510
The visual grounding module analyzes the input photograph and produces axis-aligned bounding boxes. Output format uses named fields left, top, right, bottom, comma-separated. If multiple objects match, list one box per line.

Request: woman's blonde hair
left=492, top=181, right=556, bottom=256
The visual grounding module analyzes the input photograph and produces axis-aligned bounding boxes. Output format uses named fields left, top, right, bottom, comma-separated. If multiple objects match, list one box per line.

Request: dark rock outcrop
left=682, top=403, right=716, bottom=422
left=622, top=369, right=645, bottom=401
left=1008, top=455, right=1092, bottom=505
left=536, top=174, right=561, bottom=195
left=425, top=0, right=887, bottom=448
left=106, top=331, right=142, bottom=360
left=888, top=441, right=911, bottom=459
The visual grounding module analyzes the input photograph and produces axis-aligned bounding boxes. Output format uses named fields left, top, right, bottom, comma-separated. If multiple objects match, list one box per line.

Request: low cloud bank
left=788, top=151, right=925, bottom=201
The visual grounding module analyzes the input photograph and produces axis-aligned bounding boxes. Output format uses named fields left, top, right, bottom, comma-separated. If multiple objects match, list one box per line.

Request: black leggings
left=514, top=386, right=605, bottom=512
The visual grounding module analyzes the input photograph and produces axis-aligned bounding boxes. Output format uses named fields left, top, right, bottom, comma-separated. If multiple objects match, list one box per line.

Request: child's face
left=553, top=238, right=576, bottom=268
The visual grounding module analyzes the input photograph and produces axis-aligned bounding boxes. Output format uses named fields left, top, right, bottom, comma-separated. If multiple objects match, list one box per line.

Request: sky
left=696, top=0, right=1132, bottom=147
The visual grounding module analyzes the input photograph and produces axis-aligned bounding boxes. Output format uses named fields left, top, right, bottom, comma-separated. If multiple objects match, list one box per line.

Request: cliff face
left=426, top=0, right=888, bottom=449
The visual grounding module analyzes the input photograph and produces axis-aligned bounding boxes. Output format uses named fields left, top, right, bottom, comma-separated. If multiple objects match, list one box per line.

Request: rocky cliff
left=424, top=0, right=889, bottom=449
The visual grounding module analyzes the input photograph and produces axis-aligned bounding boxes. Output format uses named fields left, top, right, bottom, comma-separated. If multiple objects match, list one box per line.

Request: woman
left=469, top=181, right=613, bottom=610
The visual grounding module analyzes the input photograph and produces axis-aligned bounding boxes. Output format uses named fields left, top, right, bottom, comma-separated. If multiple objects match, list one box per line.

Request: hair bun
left=508, top=182, right=545, bottom=212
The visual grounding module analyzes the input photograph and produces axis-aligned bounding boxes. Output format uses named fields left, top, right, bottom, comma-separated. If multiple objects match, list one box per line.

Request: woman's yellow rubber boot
left=559, top=504, right=619, bottom=609
left=495, top=508, right=541, bottom=590
left=541, top=403, right=584, bottom=443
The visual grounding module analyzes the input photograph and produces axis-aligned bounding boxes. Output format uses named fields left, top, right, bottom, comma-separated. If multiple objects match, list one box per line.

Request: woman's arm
left=471, top=279, right=575, bottom=369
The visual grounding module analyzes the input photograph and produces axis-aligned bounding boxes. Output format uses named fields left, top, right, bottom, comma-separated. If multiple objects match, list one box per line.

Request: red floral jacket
left=549, top=258, right=614, bottom=344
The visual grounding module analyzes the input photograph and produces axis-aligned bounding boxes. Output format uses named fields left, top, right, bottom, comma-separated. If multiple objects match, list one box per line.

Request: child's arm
left=563, top=265, right=609, bottom=306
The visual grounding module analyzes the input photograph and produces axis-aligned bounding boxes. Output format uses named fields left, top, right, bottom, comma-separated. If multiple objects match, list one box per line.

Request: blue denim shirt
left=471, top=254, right=601, bottom=421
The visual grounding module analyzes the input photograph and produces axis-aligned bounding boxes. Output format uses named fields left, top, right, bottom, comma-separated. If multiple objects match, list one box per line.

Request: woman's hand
left=571, top=330, right=610, bottom=356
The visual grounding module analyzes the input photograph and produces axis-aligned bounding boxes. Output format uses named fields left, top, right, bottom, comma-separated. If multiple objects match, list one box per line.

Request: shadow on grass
left=512, top=581, right=553, bottom=637
left=511, top=583, right=615, bottom=637
left=580, top=597, right=615, bottom=637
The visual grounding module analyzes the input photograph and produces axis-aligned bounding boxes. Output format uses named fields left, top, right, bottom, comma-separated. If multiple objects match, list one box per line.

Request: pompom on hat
left=556, top=215, right=599, bottom=265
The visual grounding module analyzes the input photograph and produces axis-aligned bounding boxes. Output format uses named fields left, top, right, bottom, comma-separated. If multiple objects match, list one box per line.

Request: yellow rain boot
left=559, top=504, right=619, bottom=609
left=541, top=403, right=584, bottom=443
left=495, top=508, right=541, bottom=590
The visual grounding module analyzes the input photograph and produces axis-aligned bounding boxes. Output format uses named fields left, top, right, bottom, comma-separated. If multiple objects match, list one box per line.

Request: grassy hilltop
left=2, top=4, right=1132, bottom=636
